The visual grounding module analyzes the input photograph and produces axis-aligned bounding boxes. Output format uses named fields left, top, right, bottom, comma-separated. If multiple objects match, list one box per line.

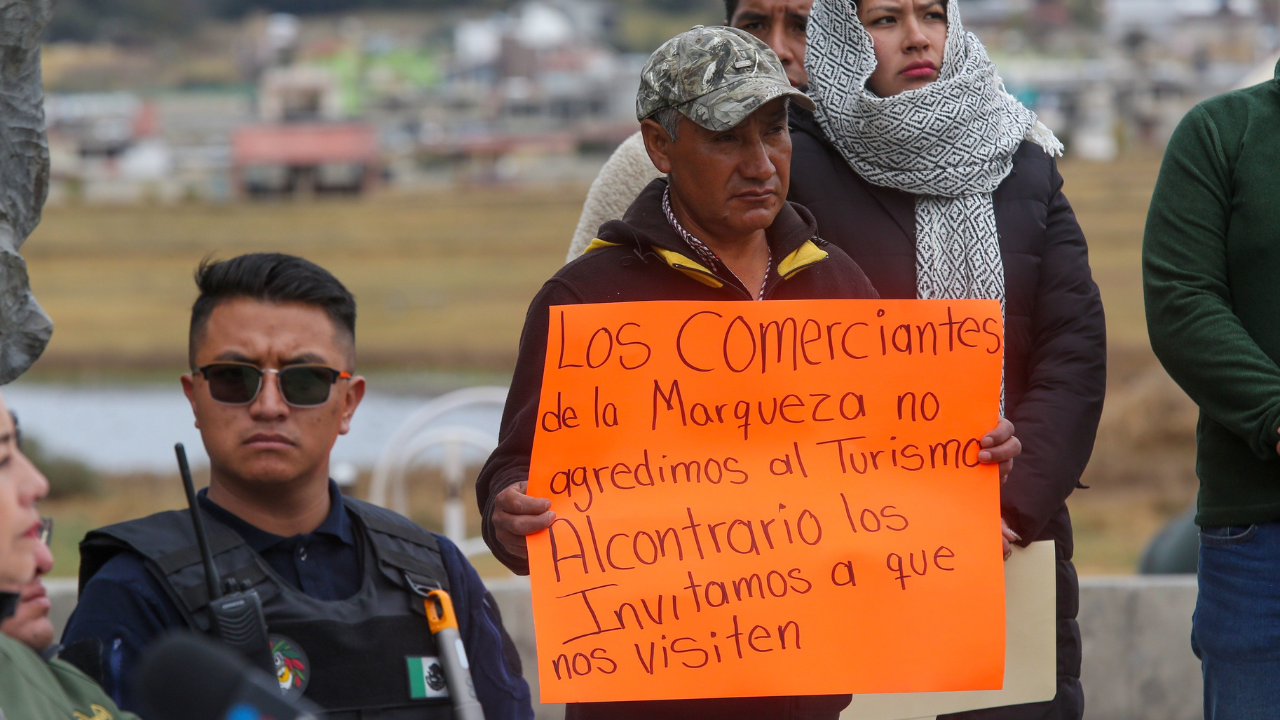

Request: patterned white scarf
left=805, top=0, right=1062, bottom=304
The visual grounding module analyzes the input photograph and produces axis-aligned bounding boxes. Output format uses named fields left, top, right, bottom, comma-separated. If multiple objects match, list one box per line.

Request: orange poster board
left=526, top=299, right=1006, bottom=704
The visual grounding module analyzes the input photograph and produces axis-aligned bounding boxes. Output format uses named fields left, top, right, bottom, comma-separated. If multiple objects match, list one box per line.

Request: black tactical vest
left=79, top=497, right=456, bottom=719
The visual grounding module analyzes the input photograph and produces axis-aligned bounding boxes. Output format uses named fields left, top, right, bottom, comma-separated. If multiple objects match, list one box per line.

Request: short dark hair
left=189, top=253, right=356, bottom=368
left=725, top=0, right=738, bottom=21
left=652, top=107, right=683, bottom=141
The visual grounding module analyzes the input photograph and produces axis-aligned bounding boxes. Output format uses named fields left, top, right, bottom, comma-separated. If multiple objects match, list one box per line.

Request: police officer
left=63, top=253, right=532, bottom=718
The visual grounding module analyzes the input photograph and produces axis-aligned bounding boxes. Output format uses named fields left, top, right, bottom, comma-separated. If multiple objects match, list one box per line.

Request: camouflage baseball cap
left=637, top=25, right=815, bottom=132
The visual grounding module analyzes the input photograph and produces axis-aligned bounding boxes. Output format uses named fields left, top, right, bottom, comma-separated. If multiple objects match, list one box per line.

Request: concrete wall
left=1078, top=575, right=1201, bottom=720
left=43, top=574, right=1202, bottom=720
left=45, top=578, right=79, bottom=651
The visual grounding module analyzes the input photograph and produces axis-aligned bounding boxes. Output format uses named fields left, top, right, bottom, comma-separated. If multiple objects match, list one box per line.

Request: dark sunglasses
left=38, top=517, right=52, bottom=546
left=197, top=363, right=352, bottom=408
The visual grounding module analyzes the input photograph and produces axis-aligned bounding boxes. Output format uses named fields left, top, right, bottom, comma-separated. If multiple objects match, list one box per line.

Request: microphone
left=137, top=632, right=320, bottom=720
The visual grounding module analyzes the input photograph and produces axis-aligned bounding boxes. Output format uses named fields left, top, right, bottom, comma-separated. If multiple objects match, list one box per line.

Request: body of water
left=1, top=381, right=504, bottom=474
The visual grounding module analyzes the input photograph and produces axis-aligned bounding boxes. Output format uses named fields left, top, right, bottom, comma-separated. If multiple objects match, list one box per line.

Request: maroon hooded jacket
left=477, top=178, right=877, bottom=720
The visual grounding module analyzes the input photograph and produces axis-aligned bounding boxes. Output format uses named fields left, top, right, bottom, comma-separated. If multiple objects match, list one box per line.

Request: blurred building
left=968, top=0, right=1279, bottom=159
left=37, top=0, right=1279, bottom=204
left=233, top=123, right=379, bottom=195
left=414, top=1, right=642, bottom=185
left=231, top=42, right=381, bottom=196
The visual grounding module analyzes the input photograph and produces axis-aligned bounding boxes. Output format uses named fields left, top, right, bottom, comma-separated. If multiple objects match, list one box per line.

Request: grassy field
left=23, top=187, right=583, bottom=372
left=1057, top=151, right=1202, bottom=573
left=23, top=152, right=1196, bottom=577
left=24, top=158, right=1160, bottom=370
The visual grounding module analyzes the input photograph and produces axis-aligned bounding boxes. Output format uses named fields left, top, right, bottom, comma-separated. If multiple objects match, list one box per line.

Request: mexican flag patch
left=407, top=656, right=450, bottom=699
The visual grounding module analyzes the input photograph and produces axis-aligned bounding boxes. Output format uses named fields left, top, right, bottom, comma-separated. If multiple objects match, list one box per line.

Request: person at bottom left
left=0, top=395, right=141, bottom=720
left=2, top=516, right=56, bottom=656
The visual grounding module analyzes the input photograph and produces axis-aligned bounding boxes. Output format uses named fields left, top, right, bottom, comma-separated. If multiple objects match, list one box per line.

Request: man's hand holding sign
left=518, top=299, right=1009, bottom=703
left=494, top=412, right=1019, bottom=562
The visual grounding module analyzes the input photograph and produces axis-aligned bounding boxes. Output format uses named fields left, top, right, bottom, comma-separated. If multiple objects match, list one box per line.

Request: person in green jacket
left=0, top=633, right=140, bottom=720
left=1143, top=59, right=1280, bottom=720
left=0, top=393, right=138, bottom=720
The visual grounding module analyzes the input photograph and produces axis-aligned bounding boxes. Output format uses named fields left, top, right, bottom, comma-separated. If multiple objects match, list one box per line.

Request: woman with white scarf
left=790, top=1, right=1105, bottom=719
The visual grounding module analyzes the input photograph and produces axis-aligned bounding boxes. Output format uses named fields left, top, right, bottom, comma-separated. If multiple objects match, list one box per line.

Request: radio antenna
left=176, top=443, right=222, bottom=602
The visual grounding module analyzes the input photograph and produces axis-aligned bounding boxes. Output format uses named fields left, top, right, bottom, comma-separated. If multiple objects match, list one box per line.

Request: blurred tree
left=22, top=435, right=100, bottom=499
left=45, top=0, right=515, bottom=42
left=1064, top=0, right=1102, bottom=30
left=615, top=0, right=722, bottom=53
left=45, top=0, right=722, bottom=43
left=47, top=0, right=205, bottom=42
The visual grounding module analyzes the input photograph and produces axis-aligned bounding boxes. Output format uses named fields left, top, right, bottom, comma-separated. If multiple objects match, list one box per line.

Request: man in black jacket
left=481, top=25, right=869, bottom=720
left=478, top=25, right=1022, bottom=720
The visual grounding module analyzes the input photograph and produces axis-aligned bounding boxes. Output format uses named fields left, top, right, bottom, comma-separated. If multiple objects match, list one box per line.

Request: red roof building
left=231, top=123, right=379, bottom=195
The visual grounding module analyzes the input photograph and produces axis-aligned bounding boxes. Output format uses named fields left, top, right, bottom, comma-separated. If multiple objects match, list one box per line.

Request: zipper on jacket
left=647, top=242, right=830, bottom=300
left=637, top=245, right=752, bottom=299
left=672, top=260, right=748, bottom=295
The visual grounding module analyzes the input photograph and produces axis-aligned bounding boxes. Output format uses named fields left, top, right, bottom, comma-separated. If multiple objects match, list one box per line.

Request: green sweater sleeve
left=1143, top=104, right=1280, bottom=460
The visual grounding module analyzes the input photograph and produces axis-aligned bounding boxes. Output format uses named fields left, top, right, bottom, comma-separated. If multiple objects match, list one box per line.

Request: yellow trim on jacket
left=653, top=248, right=725, bottom=288
left=778, top=240, right=830, bottom=278
left=582, top=237, right=622, bottom=254
left=584, top=236, right=829, bottom=290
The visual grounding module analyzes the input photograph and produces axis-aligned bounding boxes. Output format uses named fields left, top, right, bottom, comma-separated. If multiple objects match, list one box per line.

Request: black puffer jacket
left=478, top=178, right=876, bottom=720
left=789, top=109, right=1106, bottom=720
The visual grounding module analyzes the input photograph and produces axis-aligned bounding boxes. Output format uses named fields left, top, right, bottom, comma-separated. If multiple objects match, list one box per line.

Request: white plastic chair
left=367, top=386, right=508, bottom=557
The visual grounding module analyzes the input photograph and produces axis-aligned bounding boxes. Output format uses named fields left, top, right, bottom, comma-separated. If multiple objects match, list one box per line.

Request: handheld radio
left=425, top=589, right=486, bottom=720
left=175, top=443, right=275, bottom=676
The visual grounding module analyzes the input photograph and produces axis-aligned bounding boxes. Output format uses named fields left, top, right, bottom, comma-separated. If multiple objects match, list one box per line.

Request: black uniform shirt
left=198, top=480, right=362, bottom=601
left=62, top=480, right=367, bottom=711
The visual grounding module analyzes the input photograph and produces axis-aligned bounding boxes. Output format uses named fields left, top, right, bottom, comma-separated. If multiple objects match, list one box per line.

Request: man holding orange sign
left=476, top=25, right=1020, bottom=720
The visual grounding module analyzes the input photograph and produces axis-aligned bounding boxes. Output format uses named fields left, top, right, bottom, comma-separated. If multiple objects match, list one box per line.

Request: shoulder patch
left=271, top=634, right=311, bottom=700
left=73, top=705, right=113, bottom=720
